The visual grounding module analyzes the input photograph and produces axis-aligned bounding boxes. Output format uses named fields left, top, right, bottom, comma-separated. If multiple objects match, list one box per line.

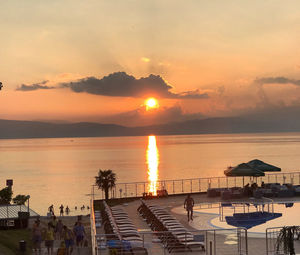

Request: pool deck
left=104, top=194, right=300, bottom=255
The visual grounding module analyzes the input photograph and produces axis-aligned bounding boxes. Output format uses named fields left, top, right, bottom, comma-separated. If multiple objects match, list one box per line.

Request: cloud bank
left=16, top=80, right=55, bottom=91
left=60, top=72, right=209, bottom=99
left=255, top=76, right=300, bottom=86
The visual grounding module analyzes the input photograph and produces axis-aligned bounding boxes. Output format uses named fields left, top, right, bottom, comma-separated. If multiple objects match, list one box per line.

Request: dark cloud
left=255, top=77, right=300, bottom=86
left=254, top=76, right=300, bottom=109
left=61, top=72, right=209, bottom=99
left=16, top=80, right=55, bottom=91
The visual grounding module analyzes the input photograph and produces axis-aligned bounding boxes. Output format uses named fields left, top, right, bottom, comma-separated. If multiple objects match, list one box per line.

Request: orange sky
left=1, top=1, right=300, bottom=125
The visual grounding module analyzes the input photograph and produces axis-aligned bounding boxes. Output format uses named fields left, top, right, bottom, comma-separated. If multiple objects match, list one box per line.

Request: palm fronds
left=95, top=169, right=116, bottom=200
left=276, top=226, right=300, bottom=255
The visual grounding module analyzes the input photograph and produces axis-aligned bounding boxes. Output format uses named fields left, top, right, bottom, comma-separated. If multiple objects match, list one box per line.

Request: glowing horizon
left=147, top=135, right=159, bottom=195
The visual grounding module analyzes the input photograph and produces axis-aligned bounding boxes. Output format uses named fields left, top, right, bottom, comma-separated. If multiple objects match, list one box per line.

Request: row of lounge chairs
left=137, top=200, right=205, bottom=253
left=208, top=187, right=244, bottom=199
left=251, top=183, right=300, bottom=198
left=208, top=183, right=300, bottom=200
left=142, top=189, right=168, bottom=199
left=100, top=201, right=148, bottom=254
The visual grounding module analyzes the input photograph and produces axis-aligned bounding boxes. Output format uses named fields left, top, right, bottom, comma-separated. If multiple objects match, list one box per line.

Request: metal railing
left=93, top=171, right=300, bottom=200
left=90, top=185, right=98, bottom=255
left=219, top=198, right=274, bottom=222
left=96, top=228, right=248, bottom=255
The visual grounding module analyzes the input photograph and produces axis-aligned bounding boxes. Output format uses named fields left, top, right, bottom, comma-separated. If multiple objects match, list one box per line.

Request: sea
left=1, top=132, right=300, bottom=215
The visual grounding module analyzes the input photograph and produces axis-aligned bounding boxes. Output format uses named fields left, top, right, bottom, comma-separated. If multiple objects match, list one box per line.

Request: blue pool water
left=194, top=201, right=300, bottom=234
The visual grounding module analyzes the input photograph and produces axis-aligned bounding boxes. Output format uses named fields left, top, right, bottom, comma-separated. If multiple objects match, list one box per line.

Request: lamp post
left=27, top=195, right=30, bottom=214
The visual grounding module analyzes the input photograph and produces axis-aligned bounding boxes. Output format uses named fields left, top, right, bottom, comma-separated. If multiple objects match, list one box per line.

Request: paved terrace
left=96, top=193, right=300, bottom=255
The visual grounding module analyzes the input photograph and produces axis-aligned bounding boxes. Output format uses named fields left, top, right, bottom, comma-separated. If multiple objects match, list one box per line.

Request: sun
left=145, top=98, right=159, bottom=111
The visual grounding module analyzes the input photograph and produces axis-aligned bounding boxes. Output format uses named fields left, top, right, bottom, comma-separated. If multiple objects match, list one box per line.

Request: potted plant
left=276, top=226, right=300, bottom=255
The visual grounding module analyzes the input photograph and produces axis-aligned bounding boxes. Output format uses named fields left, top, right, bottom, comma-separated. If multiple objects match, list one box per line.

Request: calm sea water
left=1, top=133, right=300, bottom=215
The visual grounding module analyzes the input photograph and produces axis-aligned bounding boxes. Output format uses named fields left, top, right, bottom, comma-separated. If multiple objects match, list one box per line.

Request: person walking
left=57, top=241, right=67, bottom=255
left=32, top=220, right=42, bottom=255
left=56, top=219, right=64, bottom=240
left=66, top=206, right=70, bottom=215
left=63, top=225, right=74, bottom=255
left=74, top=221, right=86, bottom=247
left=49, top=205, right=54, bottom=216
left=60, top=204, right=64, bottom=217
left=44, top=222, right=55, bottom=255
left=184, top=194, right=195, bottom=222
left=50, top=215, right=58, bottom=231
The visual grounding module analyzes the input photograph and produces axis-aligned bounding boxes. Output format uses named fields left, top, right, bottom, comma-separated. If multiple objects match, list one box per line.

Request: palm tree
left=95, top=169, right=116, bottom=200
left=276, top=226, right=300, bottom=255
left=13, top=195, right=30, bottom=205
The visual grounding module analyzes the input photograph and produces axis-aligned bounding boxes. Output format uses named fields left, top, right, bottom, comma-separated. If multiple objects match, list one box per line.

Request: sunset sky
left=1, top=0, right=300, bottom=126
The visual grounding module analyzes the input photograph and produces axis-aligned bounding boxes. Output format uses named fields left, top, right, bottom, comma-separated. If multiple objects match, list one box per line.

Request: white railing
left=90, top=185, right=98, bottom=255
left=219, top=198, right=275, bottom=222
left=93, top=171, right=300, bottom=200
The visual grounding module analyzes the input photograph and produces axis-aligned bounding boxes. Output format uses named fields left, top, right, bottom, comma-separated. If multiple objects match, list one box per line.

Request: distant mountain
left=133, top=117, right=300, bottom=135
left=0, top=117, right=300, bottom=139
left=0, top=119, right=131, bottom=139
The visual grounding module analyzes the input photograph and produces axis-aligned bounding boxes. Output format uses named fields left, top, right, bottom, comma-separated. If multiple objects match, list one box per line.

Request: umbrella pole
left=243, top=176, right=245, bottom=187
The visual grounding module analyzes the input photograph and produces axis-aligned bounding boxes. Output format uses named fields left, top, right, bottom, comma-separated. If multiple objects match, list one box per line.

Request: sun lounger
left=138, top=200, right=205, bottom=252
left=100, top=201, right=148, bottom=254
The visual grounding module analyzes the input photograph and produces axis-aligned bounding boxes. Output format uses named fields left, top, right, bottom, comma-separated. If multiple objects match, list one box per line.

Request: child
left=44, top=222, right=55, bottom=255
left=63, top=225, right=74, bottom=255
left=32, top=220, right=42, bottom=255
left=57, top=241, right=66, bottom=255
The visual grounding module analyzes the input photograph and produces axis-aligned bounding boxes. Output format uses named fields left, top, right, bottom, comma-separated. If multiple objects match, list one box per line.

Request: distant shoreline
left=1, top=117, right=300, bottom=139
left=1, top=130, right=300, bottom=140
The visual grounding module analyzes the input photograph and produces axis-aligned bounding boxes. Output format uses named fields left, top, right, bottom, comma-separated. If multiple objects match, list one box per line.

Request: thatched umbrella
left=224, top=163, right=265, bottom=186
left=247, top=159, right=281, bottom=172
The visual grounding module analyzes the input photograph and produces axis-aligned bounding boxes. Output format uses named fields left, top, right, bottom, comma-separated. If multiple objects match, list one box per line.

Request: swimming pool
left=174, top=201, right=300, bottom=235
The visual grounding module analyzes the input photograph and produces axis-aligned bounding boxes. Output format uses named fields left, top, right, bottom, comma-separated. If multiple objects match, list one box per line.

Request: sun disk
left=145, top=98, right=159, bottom=110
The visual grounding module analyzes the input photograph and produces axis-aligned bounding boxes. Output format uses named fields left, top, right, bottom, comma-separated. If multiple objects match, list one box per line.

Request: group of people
left=49, top=204, right=90, bottom=217
left=243, top=182, right=259, bottom=196
left=32, top=215, right=87, bottom=255
left=49, top=205, right=71, bottom=217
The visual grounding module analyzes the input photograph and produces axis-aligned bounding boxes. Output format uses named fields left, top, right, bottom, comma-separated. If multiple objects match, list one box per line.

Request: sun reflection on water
left=147, top=135, right=159, bottom=195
